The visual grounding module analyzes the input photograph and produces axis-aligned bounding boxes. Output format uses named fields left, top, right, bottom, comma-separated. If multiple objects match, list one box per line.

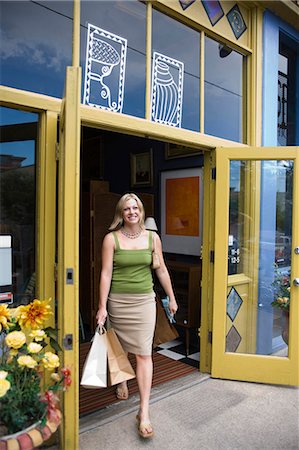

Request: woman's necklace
left=121, top=227, right=142, bottom=239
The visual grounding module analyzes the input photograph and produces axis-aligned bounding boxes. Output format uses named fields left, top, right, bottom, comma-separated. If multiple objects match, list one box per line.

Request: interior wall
left=80, top=126, right=204, bottom=338
left=82, top=126, right=204, bottom=234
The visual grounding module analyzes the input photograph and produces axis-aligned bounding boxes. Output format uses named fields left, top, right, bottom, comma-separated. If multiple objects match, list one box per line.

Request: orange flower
left=16, top=299, right=52, bottom=329
left=0, top=304, right=10, bottom=331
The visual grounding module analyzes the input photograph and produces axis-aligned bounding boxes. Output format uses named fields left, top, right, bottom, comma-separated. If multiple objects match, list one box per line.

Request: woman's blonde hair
left=109, top=193, right=145, bottom=231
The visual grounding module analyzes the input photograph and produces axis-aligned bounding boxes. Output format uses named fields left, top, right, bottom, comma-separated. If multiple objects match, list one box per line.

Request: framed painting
left=130, top=149, right=153, bottom=187
left=160, top=168, right=203, bottom=255
left=165, top=143, right=203, bottom=159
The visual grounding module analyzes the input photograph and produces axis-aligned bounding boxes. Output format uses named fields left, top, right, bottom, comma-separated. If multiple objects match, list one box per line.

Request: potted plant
left=271, top=264, right=290, bottom=344
left=0, top=299, right=71, bottom=449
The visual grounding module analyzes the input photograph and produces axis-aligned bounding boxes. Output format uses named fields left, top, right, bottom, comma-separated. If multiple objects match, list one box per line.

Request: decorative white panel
left=151, top=52, right=184, bottom=127
left=83, top=23, right=127, bottom=112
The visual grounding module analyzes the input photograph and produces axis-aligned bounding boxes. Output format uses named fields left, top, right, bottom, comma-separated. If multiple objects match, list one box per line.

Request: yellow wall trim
left=0, top=85, right=61, bottom=113
left=1, top=84, right=249, bottom=150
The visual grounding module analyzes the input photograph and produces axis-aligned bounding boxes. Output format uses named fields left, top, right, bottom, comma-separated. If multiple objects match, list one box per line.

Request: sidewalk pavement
left=49, top=372, right=299, bottom=450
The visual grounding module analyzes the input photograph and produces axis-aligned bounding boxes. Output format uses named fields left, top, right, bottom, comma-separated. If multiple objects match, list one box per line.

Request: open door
left=212, top=147, right=298, bottom=386
left=57, top=66, right=81, bottom=448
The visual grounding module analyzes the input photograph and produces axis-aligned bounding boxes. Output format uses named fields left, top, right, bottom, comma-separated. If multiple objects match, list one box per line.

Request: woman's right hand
left=96, top=306, right=107, bottom=326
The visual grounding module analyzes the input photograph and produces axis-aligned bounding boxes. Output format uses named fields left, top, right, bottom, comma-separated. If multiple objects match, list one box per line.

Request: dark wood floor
left=79, top=343, right=197, bottom=416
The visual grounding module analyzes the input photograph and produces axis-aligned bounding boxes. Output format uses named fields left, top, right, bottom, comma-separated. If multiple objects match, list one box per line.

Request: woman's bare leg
left=135, top=354, right=153, bottom=435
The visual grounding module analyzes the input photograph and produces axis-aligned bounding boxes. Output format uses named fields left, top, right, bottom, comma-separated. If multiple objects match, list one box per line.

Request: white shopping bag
left=80, top=326, right=107, bottom=388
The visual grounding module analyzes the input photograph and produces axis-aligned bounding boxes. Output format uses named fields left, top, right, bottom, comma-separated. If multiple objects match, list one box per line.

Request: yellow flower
left=51, top=372, right=61, bottom=382
left=16, top=299, right=52, bottom=330
left=9, top=349, right=18, bottom=356
left=0, top=371, right=8, bottom=379
left=5, top=331, right=26, bottom=349
left=42, top=352, right=60, bottom=370
left=27, top=342, right=43, bottom=354
left=0, top=304, right=10, bottom=331
left=0, top=379, right=11, bottom=398
left=17, top=355, right=38, bottom=369
left=29, top=329, right=46, bottom=341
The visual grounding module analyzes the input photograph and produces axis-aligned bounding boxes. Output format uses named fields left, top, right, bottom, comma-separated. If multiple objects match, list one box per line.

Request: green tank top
left=110, top=230, right=154, bottom=294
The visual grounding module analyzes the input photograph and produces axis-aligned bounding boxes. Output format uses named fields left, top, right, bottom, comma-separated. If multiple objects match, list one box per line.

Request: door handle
left=293, top=278, right=299, bottom=287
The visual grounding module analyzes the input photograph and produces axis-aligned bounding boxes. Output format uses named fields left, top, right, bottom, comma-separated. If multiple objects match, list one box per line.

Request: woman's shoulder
left=103, top=231, right=117, bottom=245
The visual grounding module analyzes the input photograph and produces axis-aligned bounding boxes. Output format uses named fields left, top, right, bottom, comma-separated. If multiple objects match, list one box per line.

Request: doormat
left=79, top=343, right=197, bottom=416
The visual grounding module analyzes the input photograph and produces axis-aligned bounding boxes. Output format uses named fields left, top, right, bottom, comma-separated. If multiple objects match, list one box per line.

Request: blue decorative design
left=83, top=24, right=127, bottom=112
left=179, top=0, right=196, bottom=11
left=201, top=1, right=224, bottom=26
left=226, top=4, right=247, bottom=39
left=151, top=52, right=184, bottom=128
left=227, top=287, right=243, bottom=321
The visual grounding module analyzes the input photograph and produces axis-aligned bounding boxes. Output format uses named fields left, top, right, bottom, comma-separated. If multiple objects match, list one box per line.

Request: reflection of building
left=0, top=154, right=25, bottom=171
left=0, top=1, right=298, bottom=447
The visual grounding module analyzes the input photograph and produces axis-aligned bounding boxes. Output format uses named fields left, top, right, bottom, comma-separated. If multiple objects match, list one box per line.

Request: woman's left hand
left=169, top=298, right=178, bottom=316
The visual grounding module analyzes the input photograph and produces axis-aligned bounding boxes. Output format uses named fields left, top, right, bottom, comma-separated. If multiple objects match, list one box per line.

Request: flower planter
left=0, top=409, right=61, bottom=450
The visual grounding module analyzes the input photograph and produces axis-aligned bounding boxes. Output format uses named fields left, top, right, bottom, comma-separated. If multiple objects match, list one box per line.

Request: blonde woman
left=96, top=193, right=178, bottom=439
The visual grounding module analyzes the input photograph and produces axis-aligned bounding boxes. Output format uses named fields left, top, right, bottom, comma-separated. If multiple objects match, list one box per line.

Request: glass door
left=212, top=147, right=298, bottom=386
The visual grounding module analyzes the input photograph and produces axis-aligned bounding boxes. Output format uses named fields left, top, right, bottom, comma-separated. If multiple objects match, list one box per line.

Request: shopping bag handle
left=91, top=324, right=106, bottom=342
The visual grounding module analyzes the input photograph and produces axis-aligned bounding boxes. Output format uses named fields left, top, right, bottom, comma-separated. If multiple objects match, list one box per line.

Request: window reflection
left=205, top=37, right=244, bottom=142
left=152, top=9, right=200, bottom=132
left=0, top=107, right=37, bottom=305
left=277, top=32, right=299, bottom=146
left=1, top=1, right=73, bottom=98
left=1, top=1, right=249, bottom=144
left=81, top=0, right=146, bottom=118
left=228, top=161, right=244, bottom=275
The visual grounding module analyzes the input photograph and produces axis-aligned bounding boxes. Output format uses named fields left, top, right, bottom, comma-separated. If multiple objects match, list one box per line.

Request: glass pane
left=152, top=9, right=200, bottom=132
left=205, top=37, right=244, bottom=142
left=1, top=1, right=73, bottom=98
left=81, top=0, right=146, bottom=118
left=228, top=161, right=244, bottom=275
left=226, top=160, right=292, bottom=357
left=0, top=107, right=38, bottom=306
left=277, top=32, right=299, bottom=146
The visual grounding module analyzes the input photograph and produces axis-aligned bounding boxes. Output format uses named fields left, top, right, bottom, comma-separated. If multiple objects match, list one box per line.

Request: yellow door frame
left=57, top=65, right=81, bottom=450
left=36, top=111, right=57, bottom=305
left=212, top=146, right=299, bottom=386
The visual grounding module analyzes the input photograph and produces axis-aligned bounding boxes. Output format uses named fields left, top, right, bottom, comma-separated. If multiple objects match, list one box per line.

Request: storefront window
left=81, top=0, right=146, bottom=118
left=152, top=9, right=200, bottom=132
left=0, top=1, right=73, bottom=98
left=205, top=37, right=244, bottom=142
left=277, top=32, right=298, bottom=146
left=0, top=107, right=37, bottom=306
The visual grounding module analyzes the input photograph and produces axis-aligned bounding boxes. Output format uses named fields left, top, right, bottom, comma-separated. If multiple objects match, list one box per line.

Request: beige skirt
left=107, top=292, right=156, bottom=356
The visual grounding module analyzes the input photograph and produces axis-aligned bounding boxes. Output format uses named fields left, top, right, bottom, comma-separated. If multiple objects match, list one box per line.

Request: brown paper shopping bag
left=153, top=296, right=179, bottom=348
left=80, top=326, right=107, bottom=388
left=106, top=328, right=136, bottom=386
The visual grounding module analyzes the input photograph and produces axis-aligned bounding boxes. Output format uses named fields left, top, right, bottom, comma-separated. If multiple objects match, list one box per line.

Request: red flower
left=61, top=367, right=71, bottom=378
left=63, top=376, right=72, bottom=389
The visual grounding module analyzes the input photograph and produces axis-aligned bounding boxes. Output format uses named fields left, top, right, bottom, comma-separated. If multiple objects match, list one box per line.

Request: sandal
left=136, top=414, right=154, bottom=439
left=115, top=385, right=129, bottom=400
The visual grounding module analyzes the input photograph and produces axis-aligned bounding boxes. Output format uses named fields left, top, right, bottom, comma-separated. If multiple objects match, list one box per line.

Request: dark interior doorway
left=79, top=126, right=203, bottom=415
